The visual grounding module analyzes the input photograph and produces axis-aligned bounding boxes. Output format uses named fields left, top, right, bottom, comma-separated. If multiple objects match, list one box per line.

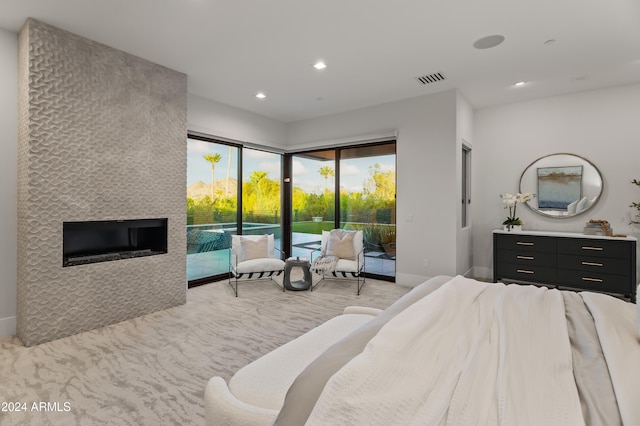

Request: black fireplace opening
left=63, top=218, right=168, bottom=267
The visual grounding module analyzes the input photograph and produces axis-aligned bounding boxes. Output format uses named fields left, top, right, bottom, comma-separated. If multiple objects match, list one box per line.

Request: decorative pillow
left=576, top=196, right=588, bottom=212
left=240, top=235, right=268, bottom=261
left=567, top=199, right=578, bottom=214
left=325, top=230, right=356, bottom=260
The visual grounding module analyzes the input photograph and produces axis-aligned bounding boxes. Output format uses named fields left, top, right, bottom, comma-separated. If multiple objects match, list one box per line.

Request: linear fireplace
left=63, top=218, right=168, bottom=267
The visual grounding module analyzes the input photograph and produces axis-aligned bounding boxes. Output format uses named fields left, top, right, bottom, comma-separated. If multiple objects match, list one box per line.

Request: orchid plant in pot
left=500, top=192, right=535, bottom=231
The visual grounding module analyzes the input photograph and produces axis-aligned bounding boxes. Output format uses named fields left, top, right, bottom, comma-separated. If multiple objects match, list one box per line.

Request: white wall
left=287, top=90, right=461, bottom=286
left=473, top=83, right=640, bottom=279
left=188, top=94, right=287, bottom=148
left=0, top=28, right=17, bottom=336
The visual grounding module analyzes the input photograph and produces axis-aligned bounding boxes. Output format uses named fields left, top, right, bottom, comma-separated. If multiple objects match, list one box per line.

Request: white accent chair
left=229, top=234, right=285, bottom=297
left=311, top=229, right=366, bottom=295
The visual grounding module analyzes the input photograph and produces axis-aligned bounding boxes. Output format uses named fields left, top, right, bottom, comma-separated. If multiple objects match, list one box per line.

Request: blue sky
left=187, top=138, right=395, bottom=194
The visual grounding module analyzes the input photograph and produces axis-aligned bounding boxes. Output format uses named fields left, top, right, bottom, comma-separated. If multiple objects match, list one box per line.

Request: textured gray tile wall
left=17, top=19, right=187, bottom=346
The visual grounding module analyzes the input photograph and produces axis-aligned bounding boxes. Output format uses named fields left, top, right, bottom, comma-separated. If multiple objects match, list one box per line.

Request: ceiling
left=1, top=0, right=639, bottom=123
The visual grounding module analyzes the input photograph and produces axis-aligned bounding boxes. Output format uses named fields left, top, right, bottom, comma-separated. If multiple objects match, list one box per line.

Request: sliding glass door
left=288, top=142, right=396, bottom=279
left=187, top=137, right=284, bottom=284
left=290, top=150, right=336, bottom=259
left=242, top=148, right=282, bottom=245
left=186, top=137, right=240, bottom=282
left=187, top=134, right=395, bottom=283
left=339, top=144, right=396, bottom=277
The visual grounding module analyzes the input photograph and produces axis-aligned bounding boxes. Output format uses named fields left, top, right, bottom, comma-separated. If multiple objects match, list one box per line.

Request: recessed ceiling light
left=544, top=39, right=557, bottom=46
left=255, top=92, right=266, bottom=99
left=514, top=81, right=526, bottom=87
left=473, top=35, right=505, bottom=49
left=313, top=61, right=327, bottom=70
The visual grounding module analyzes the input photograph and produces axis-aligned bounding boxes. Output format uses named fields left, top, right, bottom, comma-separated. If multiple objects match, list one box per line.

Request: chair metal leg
left=310, top=271, right=365, bottom=295
left=310, top=274, right=325, bottom=292
left=268, top=275, right=285, bottom=292
left=356, top=273, right=366, bottom=296
left=228, top=272, right=285, bottom=297
left=228, top=275, right=238, bottom=297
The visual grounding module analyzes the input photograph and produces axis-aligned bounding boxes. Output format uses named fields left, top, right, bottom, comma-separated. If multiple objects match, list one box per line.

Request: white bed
left=205, top=275, right=640, bottom=425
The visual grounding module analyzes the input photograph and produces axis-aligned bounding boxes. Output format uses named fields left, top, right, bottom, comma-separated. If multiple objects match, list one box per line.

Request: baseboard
left=461, top=267, right=474, bottom=278
left=395, top=273, right=433, bottom=288
left=473, top=266, right=493, bottom=281
left=0, top=315, right=16, bottom=338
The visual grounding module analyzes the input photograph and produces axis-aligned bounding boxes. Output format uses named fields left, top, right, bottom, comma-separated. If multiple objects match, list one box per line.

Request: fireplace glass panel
left=63, top=218, right=168, bottom=266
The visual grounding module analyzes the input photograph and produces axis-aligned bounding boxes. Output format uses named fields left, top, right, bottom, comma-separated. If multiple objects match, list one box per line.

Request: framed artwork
left=537, top=166, right=583, bottom=210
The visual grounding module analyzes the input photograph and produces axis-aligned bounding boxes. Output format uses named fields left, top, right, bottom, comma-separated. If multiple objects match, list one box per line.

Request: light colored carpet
left=0, top=277, right=410, bottom=425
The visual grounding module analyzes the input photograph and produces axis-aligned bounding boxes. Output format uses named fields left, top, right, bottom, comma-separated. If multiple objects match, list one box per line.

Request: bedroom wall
left=188, top=94, right=287, bottom=148
left=0, top=28, right=18, bottom=337
left=473, top=83, right=640, bottom=280
left=287, top=90, right=461, bottom=286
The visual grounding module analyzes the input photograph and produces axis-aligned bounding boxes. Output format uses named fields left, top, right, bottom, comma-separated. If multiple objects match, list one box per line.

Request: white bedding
left=305, top=276, right=584, bottom=426
left=581, top=291, right=640, bottom=425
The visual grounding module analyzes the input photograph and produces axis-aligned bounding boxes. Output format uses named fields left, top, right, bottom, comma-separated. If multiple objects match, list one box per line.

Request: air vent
left=415, top=72, right=446, bottom=85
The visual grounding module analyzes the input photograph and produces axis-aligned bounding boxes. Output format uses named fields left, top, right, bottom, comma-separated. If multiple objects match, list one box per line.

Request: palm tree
left=319, top=166, right=335, bottom=192
left=250, top=171, right=269, bottom=208
left=225, top=146, right=233, bottom=197
left=203, top=153, right=222, bottom=199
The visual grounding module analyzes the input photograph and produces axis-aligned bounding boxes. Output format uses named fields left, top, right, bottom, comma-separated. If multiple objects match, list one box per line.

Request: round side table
left=284, top=257, right=312, bottom=291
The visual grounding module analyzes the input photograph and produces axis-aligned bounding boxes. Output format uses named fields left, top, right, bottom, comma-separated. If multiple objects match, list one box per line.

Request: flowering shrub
left=500, top=192, right=535, bottom=229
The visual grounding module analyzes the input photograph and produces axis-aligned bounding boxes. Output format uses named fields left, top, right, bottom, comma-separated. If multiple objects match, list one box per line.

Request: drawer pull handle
left=581, top=261, right=603, bottom=267
left=516, top=242, right=534, bottom=246
left=582, top=246, right=603, bottom=251
left=517, top=256, right=534, bottom=260
left=516, top=269, right=534, bottom=274
left=582, top=277, right=603, bottom=283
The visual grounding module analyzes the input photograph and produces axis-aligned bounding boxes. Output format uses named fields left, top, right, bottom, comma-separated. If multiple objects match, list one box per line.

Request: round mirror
left=519, top=153, right=603, bottom=218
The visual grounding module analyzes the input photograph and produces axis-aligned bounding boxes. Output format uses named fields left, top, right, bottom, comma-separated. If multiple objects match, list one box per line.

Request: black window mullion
left=282, top=154, right=292, bottom=257
left=334, top=149, right=341, bottom=228
left=237, top=147, right=243, bottom=234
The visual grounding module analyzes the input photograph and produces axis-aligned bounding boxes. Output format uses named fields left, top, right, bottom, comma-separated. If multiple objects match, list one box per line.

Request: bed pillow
left=576, top=196, right=588, bottom=212
left=567, top=199, right=579, bottom=214
left=325, top=230, right=356, bottom=260
left=241, top=235, right=269, bottom=261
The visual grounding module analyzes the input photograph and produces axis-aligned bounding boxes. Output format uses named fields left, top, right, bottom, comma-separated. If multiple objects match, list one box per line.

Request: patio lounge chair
left=311, top=229, right=365, bottom=295
left=229, top=234, right=285, bottom=296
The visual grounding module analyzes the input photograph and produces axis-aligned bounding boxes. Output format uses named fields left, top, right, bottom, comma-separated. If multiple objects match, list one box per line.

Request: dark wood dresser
left=493, top=230, right=637, bottom=302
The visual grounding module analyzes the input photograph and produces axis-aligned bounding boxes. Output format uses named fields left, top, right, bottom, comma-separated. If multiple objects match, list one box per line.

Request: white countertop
left=493, top=229, right=637, bottom=241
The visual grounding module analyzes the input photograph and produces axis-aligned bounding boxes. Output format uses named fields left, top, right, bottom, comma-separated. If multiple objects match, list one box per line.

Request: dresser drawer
left=556, top=270, right=631, bottom=294
left=497, top=249, right=556, bottom=267
left=496, top=234, right=555, bottom=253
left=557, top=238, right=632, bottom=259
left=557, top=254, right=630, bottom=276
left=496, top=263, right=556, bottom=283
left=494, top=231, right=637, bottom=302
